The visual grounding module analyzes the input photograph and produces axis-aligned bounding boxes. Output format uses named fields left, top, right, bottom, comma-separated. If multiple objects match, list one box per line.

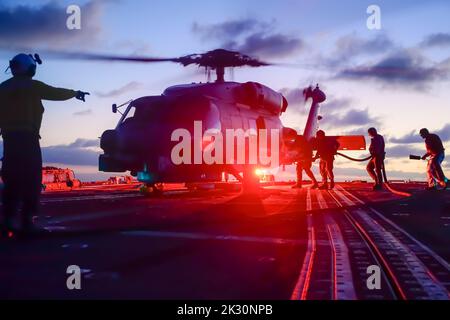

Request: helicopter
left=71, top=49, right=363, bottom=193
left=8, top=48, right=366, bottom=193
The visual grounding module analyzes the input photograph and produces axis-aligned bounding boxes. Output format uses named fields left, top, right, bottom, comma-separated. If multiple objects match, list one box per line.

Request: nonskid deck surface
left=1, top=183, right=449, bottom=299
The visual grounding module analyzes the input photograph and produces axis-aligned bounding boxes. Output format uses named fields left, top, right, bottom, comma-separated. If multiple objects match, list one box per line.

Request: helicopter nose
left=100, top=129, right=119, bottom=154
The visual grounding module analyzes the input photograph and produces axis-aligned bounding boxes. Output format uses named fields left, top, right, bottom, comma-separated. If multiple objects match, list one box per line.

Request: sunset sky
left=0, top=0, right=449, bottom=181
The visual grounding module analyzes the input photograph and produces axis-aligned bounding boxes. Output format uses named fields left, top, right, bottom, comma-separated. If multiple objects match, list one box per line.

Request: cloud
left=333, top=34, right=394, bottom=61
left=192, top=19, right=268, bottom=41
left=67, top=138, right=99, bottom=148
left=336, top=50, right=448, bottom=88
left=421, top=33, right=450, bottom=48
left=1, top=138, right=99, bottom=166
left=192, top=18, right=303, bottom=59
left=95, top=81, right=142, bottom=98
left=441, top=57, right=450, bottom=69
left=321, top=96, right=354, bottom=112
left=437, top=124, right=450, bottom=141
left=331, top=165, right=423, bottom=180
left=340, top=126, right=370, bottom=136
left=42, top=139, right=100, bottom=166
left=0, top=1, right=106, bottom=48
left=385, top=145, right=423, bottom=158
left=390, top=130, right=421, bottom=144
left=322, top=108, right=380, bottom=129
left=391, top=124, right=450, bottom=144
left=0, top=138, right=100, bottom=168
left=310, top=34, right=394, bottom=70
left=73, top=109, right=93, bottom=116
left=225, top=33, right=304, bottom=59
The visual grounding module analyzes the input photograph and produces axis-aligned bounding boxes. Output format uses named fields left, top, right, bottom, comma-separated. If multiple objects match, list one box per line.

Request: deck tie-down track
left=291, top=186, right=450, bottom=300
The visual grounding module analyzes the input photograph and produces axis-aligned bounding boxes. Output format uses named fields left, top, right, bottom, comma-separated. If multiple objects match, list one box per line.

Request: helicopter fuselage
left=99, top=81, right=291, bottom=184
left=99, top=81, right=366, bottom=185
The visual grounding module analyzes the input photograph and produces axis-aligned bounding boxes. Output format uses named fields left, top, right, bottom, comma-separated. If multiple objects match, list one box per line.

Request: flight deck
left=1, top=183, right=449, bottom=300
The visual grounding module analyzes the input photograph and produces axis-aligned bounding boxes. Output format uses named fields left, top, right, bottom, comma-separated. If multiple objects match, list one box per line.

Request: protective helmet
left=316, top=130, right=325, bottom=138
left=9, top=53, right=39, bottom=77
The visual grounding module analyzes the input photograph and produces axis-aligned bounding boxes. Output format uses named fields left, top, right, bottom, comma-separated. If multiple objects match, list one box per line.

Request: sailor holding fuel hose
left=419, top=128, right=449, bottom=191
left=366, top=128, right=386, bottom=191
left=364, top=127, right=449, bottom=192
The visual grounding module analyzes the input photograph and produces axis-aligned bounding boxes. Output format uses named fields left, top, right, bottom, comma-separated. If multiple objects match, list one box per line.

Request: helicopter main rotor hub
left=176, top=49, right=269, bottom=82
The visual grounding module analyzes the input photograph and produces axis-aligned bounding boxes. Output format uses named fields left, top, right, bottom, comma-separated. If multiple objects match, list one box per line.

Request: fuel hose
left=336, top=152, right=411, bottom=197
left=336, top=152, right=372, bottom=162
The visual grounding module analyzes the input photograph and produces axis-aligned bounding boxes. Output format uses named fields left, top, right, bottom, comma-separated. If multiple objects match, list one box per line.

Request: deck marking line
left=327, top=190, right=404, bottom=299
left=336, top=185, right=365, bottom=205
left=332, top=188, right=356, bottom=207
left=316, top=190, right=329, bottom=209
left=306, top=188, right=312, bottom=211
left=325, top=215, right=357, bottom=300
left=291, top=215, right=316, bottom=300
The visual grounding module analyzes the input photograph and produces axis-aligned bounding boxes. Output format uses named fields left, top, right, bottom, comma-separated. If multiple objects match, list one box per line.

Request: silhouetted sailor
left=419, top=128, right=448, bottom=190
left=367, top=127, right=385, bottom=191
left=0, top=53, right=89, bottom=234
left=292, top=135, right=318, bottom=189
left=313, top=130, right=339, bottom=190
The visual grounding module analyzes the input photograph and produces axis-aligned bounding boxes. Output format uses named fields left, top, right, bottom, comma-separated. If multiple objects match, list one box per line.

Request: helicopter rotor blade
left=0, top=45, right=182, bottom=64
left=0, top=46, right=338, bottom=72
left=38, top=50, right=181, bottom=64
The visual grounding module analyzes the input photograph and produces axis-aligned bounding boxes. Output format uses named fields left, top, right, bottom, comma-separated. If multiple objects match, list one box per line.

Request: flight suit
left=315, top=138, right=339, bottom=188
left=0, top=76, right=77, bottom=228
left=293, top=137, right=318, bottom=188
left=424, top=134, right=447, bottom=188
left=367, top=134, right=385, bottom=186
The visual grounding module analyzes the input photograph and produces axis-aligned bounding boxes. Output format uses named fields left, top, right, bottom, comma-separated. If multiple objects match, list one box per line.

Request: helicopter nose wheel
left=140, top=183, right=164, bottom=197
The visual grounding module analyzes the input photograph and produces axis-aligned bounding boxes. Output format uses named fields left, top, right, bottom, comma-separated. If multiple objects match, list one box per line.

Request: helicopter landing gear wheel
left=140, top=183, right=164, bottom=197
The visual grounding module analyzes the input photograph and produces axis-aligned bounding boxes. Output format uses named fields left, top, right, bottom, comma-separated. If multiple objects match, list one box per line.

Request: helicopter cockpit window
left=125, top=98, right=167, bottom=123
left=123, top=106, right=135, bottom=121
